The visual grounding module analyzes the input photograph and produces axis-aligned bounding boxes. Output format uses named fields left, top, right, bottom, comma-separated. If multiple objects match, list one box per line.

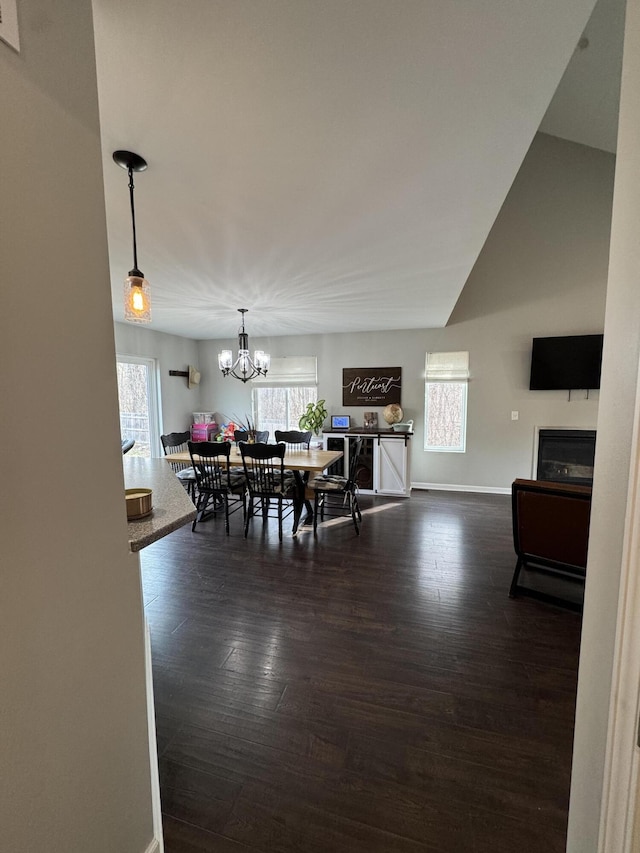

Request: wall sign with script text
left=342, top=367, right=402, bottom=406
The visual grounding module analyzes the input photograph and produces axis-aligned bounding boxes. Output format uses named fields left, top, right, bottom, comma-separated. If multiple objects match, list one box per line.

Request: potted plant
left=298, top=399, right=328, bottom=436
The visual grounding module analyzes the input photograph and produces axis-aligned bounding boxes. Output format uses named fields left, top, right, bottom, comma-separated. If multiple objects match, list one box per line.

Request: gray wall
left=568, top=0, right=640, bottom=845
left=197, top=133, right=614, bottom=490
left=0, top=2, right=154, bottom=851
left=114, top=322, right=200, bottom=436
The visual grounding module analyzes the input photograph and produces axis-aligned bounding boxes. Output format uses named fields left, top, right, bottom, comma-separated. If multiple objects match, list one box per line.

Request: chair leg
left=509, top=557, right=524, bottom=598
left=291, top=497, right=302, bottom=536
left=192, top=491, right=208, bottom=531
left=244, top=496, right=253, bottom=538
left=313, top=492, right=321, bottom=534
left=224, top=494, right=230, bottom=535
left=350, top=493, right=360, bottom=535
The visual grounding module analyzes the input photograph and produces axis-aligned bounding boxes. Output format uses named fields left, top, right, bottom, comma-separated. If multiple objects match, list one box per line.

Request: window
left=251, top=357, right=317, bottom=434
left=116, top=355, right=161, bottom=457
left=424, top=351, right=469, bottom=452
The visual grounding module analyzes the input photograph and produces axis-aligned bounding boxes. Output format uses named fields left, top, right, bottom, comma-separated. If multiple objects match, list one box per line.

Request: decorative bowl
left=392, top=421, right=413, bottom=433
left=125, top=488, right=153, bottom=520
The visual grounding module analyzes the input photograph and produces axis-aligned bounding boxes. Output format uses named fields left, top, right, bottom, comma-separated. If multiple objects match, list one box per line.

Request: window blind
left=425, top=351, right=469, bottom=381
left=251, top=356, right=317, bottom=385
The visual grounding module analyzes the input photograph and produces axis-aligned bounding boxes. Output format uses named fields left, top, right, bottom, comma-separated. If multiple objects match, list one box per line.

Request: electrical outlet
left=511, top=411, right=519, bottom=421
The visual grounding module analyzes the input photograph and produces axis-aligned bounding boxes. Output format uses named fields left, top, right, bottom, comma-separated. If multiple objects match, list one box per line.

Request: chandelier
left=113, top=150, right=151, bottom=324
left=218, top=309, right=270, bottom=382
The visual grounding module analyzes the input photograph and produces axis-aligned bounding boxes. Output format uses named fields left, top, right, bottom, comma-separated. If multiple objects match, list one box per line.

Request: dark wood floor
left=141, top=489, right=582, bottom=853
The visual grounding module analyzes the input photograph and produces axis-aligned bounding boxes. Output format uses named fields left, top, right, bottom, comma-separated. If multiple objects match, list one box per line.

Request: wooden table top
left=166, top=446, right=343, bottom=473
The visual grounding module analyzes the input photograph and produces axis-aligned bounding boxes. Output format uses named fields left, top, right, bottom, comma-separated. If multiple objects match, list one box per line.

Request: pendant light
left=113, top=150, right=151, bottom=324
left=218, top=309, right=270, bottom=382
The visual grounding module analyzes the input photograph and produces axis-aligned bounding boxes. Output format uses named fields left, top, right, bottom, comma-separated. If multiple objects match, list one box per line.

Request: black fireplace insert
left=536, top=429, right=596, bottom=486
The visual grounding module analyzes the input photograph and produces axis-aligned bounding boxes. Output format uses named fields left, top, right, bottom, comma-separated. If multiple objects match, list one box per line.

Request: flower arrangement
left=218, top=414, right=258, bottom=442
left=216, top=420, right=237, bottom=441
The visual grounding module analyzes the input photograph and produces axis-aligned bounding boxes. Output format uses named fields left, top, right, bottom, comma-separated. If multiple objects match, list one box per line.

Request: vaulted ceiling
left=93, top=0, right=623, bottom=341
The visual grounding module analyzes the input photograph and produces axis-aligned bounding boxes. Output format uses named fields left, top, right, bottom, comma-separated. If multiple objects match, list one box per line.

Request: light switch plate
left=511, top=411, right=519, bottom=421
left=0, top=0, right=21, bottom=52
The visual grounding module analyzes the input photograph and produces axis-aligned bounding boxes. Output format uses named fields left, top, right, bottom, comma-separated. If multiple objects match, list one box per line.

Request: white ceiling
left=93, top=0, right=623, bottom=341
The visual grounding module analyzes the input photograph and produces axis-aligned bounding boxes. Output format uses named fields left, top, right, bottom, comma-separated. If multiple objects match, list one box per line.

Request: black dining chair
left=275, top=430, right=313, bottom=519
left=161, top=431, right=197, bottom=499
left=234, top=429, right=270, bottom=444
left=309, top=436, right=363, bottom=535
left=274, top=429, right=312, bottom=449
left=239, top=441, right=301, bottom=540
left=188, top=441, right=246, bottom=534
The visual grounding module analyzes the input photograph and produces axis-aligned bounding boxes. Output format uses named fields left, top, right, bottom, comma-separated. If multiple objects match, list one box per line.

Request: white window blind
left=425, top=351, right=470, bottom=382
left=252, top=356, right=317, bottom=385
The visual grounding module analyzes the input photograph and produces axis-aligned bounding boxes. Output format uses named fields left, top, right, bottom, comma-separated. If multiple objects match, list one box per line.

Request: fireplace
left=536, top=429, right=596, bottom=486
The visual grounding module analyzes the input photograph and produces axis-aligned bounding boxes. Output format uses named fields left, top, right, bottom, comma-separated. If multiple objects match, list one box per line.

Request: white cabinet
left=322, top=432, right=411, bottom=497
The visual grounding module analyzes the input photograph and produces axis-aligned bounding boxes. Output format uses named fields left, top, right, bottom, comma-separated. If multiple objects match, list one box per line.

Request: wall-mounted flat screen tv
left=529, top=334, right=604, bottom=390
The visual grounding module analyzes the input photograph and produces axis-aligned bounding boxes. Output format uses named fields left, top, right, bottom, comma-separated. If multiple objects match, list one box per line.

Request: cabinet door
left=351, top=435, right=376, bottom=493
left=378, top=437, right=409, bottom=496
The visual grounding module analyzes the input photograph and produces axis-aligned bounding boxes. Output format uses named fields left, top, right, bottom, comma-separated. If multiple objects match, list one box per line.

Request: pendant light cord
left=128, top=166, right=139, bottom=272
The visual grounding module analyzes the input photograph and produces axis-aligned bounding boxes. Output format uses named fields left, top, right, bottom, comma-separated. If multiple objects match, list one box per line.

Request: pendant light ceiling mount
left=113, top=150, right=148, bottom=173
left=113, top=149, right=151, bottom=324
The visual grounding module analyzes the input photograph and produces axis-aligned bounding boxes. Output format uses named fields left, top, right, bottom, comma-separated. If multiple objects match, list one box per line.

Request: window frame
left=116, top=354, right=162, bottom=457
left=251, top=385, right=318, bottom=435
left=424, top=351, right=469, bottom=453
left=424, top=380, right=468, bottom=453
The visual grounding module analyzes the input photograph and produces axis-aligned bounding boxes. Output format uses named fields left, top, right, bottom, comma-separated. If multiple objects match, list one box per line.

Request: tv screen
left=331, top=415, right=350, bottom=430
left=529, top=334, right=603, bottom=390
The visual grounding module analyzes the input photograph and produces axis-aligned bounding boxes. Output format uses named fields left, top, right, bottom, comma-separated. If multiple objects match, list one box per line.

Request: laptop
left=331, top=415, right=351, bottom=431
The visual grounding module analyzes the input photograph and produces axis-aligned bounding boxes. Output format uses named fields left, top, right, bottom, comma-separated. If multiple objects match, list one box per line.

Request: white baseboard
left=411, top=481, right=511, bottom=495
left=144, top=840, right=161, bottom=853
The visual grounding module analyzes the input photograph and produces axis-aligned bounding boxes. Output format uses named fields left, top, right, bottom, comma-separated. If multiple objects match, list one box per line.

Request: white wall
left=197, top=133, right=614, bottom=490
left=0, top=3, right=155, bottom=851
left=115, top=322, right=200, bottom=435
left=568, top=0, right=640, bottom=847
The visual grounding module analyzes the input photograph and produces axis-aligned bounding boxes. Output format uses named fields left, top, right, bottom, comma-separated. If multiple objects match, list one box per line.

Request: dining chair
left=188, top=441, right=246, bottom=534
left=239, top=441, right=301, bottom=540
left=234, top=429, right=270, bottom=444
left=275, top=430, right=313, bottom=519
left=161, top=431, right=197, bottom=499
left=274, top=429, right=312, bottom=449
left=309, top=436, right=364, bottom=535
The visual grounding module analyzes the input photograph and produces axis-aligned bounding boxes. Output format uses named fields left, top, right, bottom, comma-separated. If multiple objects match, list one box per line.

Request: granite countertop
left=123, top=456, right=196, bottom=552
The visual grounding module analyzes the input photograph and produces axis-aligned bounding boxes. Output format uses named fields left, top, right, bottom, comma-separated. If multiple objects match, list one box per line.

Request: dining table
left=166, top=444, right=344, bottom=530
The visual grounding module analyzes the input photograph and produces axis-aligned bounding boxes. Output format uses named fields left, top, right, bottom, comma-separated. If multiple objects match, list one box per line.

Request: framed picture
left=343, top=367, right=402, bottom=406
left=364, top=412, right=378, bottom=428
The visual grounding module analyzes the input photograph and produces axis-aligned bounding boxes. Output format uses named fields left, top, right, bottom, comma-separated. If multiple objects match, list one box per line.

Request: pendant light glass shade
left=124, top=274, right=151, bottom=323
